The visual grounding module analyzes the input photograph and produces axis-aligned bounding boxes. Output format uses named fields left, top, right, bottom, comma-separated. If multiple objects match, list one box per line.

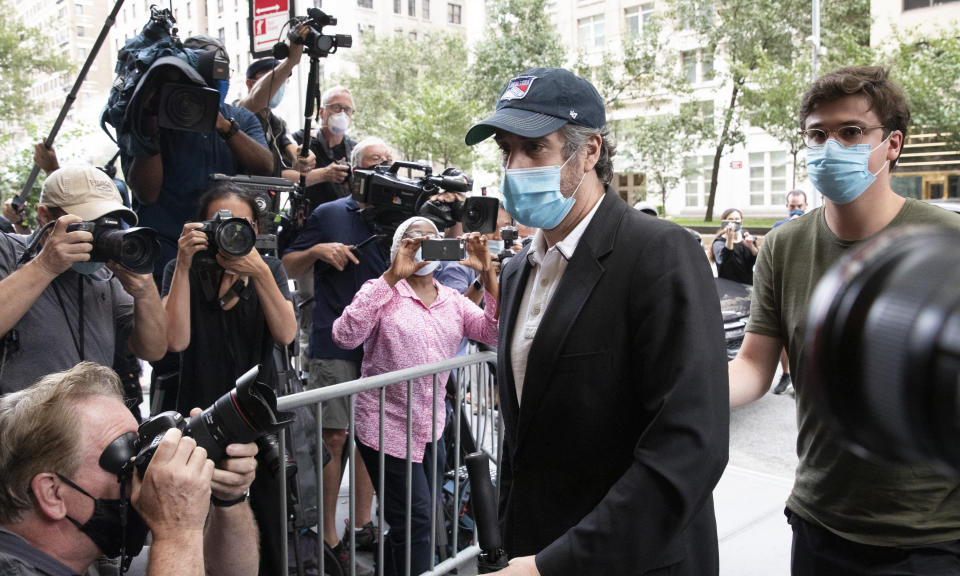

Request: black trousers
left=787, top=507, right=960, bottom=575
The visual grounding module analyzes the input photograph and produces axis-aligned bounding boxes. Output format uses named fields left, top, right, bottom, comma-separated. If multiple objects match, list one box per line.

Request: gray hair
left=351, top=136, right=390, bottom=168
left=559, top=124, right=616, bottom=185
left=321, top=85, right=353, bottom=107
left=0, top=362, right=123, bottom=523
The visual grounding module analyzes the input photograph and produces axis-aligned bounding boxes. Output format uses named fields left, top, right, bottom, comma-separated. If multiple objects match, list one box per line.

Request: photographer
left=708, top=207, right=757, bottom=285
left=122, top=35, right=274, bottom=283
left=292, top=86, right=356, bottom=209
left=281, top=137, right=394, bottom=571
left=161, top=183, right=296, bottom=413
left=0, top=361, right=259, bottom=576
left=331, top=216, right=498, bottom=576
left=237, top=28, right=316, bottom=182
left=0, top=165, right=166, bottom=394
left=160, top=183, right=294, bottom=574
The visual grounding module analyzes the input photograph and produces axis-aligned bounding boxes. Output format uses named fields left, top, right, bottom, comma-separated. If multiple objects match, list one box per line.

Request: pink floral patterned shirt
left=332, top=276, right=498, bottom=461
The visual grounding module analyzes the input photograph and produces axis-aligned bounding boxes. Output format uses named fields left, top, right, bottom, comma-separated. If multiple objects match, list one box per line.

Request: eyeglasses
left=403, top=231, right=440, bottom=240
left=800, top=125, right=886, bottom=149
left=326, top=103, right=354, bottom=115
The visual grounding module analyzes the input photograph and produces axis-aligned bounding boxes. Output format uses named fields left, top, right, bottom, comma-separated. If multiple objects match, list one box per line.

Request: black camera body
left=351, top=161, right=497, bottom=238
left=65, top=216, right=160, bottom=274
left=193, top=209, right=257, bottom=269
left=133, top=365, right=294, bottom=476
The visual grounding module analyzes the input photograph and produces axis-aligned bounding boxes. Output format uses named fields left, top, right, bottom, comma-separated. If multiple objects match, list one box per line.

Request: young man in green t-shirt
left=729, top=66, right=960, bottom=574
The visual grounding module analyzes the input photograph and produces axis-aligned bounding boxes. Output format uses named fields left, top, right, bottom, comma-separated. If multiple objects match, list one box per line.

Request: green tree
left=0, top=0, right=71, bottom=129
left=337, top=33, right=478, bottom=168
left=885, top=27, right=960, bottom=150
left=670, top=0, right=811, bottom=221
left=469, top=0, right=566, bottom=108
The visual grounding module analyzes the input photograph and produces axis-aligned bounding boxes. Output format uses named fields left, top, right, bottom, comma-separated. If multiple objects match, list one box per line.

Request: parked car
left=716, top=277, right=751, bottom=360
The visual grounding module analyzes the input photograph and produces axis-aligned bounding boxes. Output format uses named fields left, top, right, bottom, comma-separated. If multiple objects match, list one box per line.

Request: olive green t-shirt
left=748, top=197, right=960, bottom=546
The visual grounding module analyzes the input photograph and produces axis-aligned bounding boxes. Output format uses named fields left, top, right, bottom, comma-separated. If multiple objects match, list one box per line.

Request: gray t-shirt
left=748, top=198, right=960, bottom=546
left=0, top=233, right=134, bottom=393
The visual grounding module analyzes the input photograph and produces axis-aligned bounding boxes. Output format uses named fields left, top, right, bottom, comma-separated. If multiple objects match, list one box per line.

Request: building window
left=76, top=25, right=85, bottom=37
left=78, top=46, right=87, bottom=59
left=395, top=0, right=402, bottom=13
left=684, top=155, right=713, bottom=207
left=447, top=2, right=461, bottom=23
left=217, top=0, right=224, bottom=12
left=218, top=27, right=225, bottom=43
left=409, top=31, right=417, bottom=40
left=577, top=14, right=604, bottom=49
left=409, top=0, right=415, bottom=15
left=235, top=22, right=240, bottom=39
left=624, top=3, right=654, bottom=37
left=423, top=0, right=430, bottom=19
left=702, top=53, right=715, bottom=80
left=358, top=0, right=373, bottom=8
left=748, top=151, right=788, bottom=206
left=74, top=3, right=83, bottom=14
left=186, top=2, right=191, bottom=16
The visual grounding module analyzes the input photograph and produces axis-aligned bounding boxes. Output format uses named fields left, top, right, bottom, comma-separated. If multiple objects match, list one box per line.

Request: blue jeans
left=358, top=439, right=445, bottom=576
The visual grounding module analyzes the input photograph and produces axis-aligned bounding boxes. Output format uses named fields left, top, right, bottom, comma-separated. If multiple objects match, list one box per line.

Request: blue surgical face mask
left=500, top=155, right=586, bottom=230
left=487, top=239, right=505, bottom=255
left=413, top=248, right=439, bottom=276
left=805, top=136, right=890, bottom=205
left=217, top=79, right=230, bottom=106
left=71, top=261, right=108, bottom=278
left=269, top=84, right=285, bottom=109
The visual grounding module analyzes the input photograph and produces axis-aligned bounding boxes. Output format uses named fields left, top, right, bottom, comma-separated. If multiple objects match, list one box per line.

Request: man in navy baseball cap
left=465, top=67, right=606, bottom=146
left=468, top=68, right=727, bottom=576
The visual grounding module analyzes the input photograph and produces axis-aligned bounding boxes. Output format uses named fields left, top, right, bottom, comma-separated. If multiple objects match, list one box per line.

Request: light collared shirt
left=510, top=196, right=604, bottom=404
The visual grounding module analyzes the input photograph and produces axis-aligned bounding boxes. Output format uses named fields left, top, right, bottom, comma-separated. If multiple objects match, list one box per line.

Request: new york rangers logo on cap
left=501, top=76, right=536, bottom=101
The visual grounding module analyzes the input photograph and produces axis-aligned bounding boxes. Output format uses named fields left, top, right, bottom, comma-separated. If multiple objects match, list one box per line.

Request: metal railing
left=276, top=350, right=501, bottom=576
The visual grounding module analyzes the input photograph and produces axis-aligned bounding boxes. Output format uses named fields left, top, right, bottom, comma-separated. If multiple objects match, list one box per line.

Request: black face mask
left=57, top=474, right=149, bottom=564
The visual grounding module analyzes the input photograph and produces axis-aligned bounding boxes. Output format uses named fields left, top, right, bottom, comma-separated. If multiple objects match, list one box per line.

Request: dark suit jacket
left=497, top=190, right=729, bottom=575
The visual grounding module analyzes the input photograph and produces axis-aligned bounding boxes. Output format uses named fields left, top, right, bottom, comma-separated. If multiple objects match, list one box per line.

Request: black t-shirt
left=712, top=238, right=757, bottom=285
left=291, top=130, right=355, bottom=209
left=161, top=255, right=292, bottom=413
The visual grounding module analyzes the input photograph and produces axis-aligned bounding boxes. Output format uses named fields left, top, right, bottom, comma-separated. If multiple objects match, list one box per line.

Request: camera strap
left=51, top=274, right=85, bottom=361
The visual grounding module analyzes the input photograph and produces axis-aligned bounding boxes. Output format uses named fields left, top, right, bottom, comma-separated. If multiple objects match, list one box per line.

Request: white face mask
left=327, top=111, right=350, bottom=136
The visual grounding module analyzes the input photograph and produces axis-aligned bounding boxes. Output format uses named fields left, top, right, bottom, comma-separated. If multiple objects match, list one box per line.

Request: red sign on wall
left=730, top=160, right=743, bottom=169
left=250, top=0, right=291, bottom=57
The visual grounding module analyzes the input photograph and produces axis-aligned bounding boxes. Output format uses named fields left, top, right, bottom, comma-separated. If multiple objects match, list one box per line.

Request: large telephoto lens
left=215, top=217, right=256, bottom=257
left=805, top=226, right=960, bottom=473
left=183, top=365, right=294, bottom=463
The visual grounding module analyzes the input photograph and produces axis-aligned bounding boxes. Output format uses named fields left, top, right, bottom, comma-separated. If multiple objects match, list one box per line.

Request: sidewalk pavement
left=716, top=465, right=793, bottom=575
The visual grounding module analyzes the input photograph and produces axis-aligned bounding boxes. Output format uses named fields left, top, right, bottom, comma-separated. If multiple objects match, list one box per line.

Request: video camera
left=66, top=216, right=161, bottom=274
left=273, top=8, right=352, bottom=60
left=350, top=161, right=499, bottom=238
left=96, top=365, right=294, bottom=479
left=805, top=226, right=960, bottom=475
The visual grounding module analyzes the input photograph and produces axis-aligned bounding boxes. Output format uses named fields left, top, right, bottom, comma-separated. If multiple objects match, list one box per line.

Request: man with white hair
left=293, top=86, right=358, bottom=210
left=0, top=165, right=167, bottom=393
left=281, top=136, right=395, bottom=574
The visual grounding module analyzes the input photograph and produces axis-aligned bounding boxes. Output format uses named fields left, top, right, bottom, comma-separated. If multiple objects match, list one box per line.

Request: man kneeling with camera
left=0, top=165, right=167, bottom=394
left=0, top=361, right=259, bottom=576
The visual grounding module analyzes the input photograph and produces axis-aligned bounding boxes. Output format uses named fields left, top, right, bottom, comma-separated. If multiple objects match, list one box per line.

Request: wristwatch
left=472, top=277, right=483, bottom=291
left=211, top=489, right=249, bottom=507
left=219, top=117, right=240, bottom=141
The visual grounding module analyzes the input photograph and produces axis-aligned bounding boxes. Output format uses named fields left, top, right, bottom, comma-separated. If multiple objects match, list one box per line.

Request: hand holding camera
left=460, top=232, right=492, bottom=274
left=188, top=407, right=259, bottom=503
left=177, top=222, right=209, bottom=269
left=131, top=427, right=214, bottom=537
left=318, top=159, right=350, bottom=183
left=34, top=215, right=94, bottom=277
left=384, top=236, right=429, bottom=285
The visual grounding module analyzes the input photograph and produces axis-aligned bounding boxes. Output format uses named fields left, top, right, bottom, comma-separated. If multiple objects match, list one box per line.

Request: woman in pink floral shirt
left=332, top=216, right=498, bottom=575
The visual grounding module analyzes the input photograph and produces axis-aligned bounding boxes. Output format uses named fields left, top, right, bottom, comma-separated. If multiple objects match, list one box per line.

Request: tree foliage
left=884, top=28, right=960, bottom=150
left=0, top=0, right=71, bottom=128
left=468, top=0, right=566, bottom=108
left=336, top=33, right=478, bottom=168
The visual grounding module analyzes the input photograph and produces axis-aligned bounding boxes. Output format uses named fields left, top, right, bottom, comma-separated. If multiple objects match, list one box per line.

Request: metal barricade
left=276, top=350, right=501, bottom=576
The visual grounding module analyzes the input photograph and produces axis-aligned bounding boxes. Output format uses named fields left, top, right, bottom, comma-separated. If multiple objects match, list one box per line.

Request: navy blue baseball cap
left=246, top=58, right=280, bottom=79
left=465, top=67, right=606, bottom=146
